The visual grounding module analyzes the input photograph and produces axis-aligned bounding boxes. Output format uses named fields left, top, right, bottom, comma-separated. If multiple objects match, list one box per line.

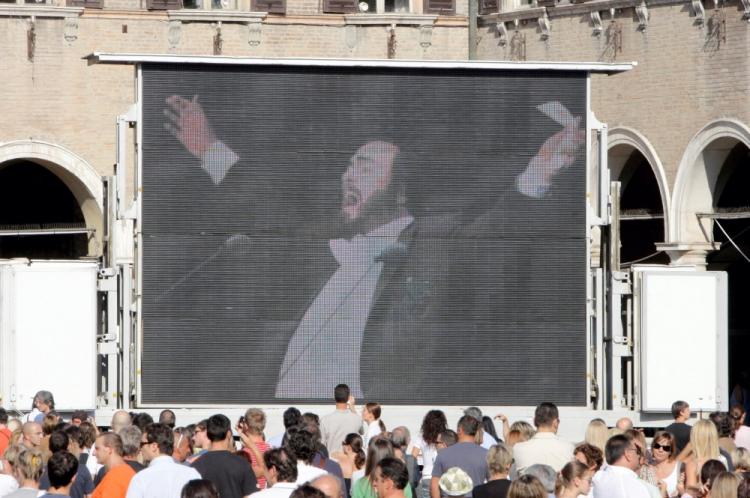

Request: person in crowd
left=159, top=410, right=177, bottom=429
left=354, top=438, right=413, bottom=498
left=555, top=461, right=593, bottom=498
left=733, top=448, right=750, bottom=476
left=269, top=409, right=303, bottom=449
left=510, top=423, right=535, bottom=442
left=363, top=405, right=385, bottom=449
left=707, top=471, right=740, bottom=498
left=711, top=412, right=738, bottom=457
left=119, top=425, right=145, bottom=473
left=30, top=392, right=55, bottom=425
left=463, top=408, right=494, bottom=450
left=78, top=422, right=100, bottom=480
left=291, top=485, right=327, bottom=498
left=92, top=433, right=134, bottom=498
left=732, top=405, right=750, bottom=451
left=504, top=431, right=525, bottom=450
left=311, top=474, right=344, bottom=498
left=507, top=475, right=546, bottom=498
left=685, top=420, right=728, bottom=489
left=738, top=473, right=750, bottom=498
left=471, top=444, right=511, bottom=498
left=39, top=451, right=77, bottom=498
left=71, top=412, right=88, bottom=427
left=412, top=410, right=448, bottom=498
left=522, top=465, right=556, bottom=498
left=305, top=421, right=343, bottom=479
left=430, top=416, right=487, bottom=498
left=0, top=409, right=12, bottom=458
left=187, top=420, right=210, bottom=464
left=592, top=434, right=650, bottom=498
left=20, top=423, right=43, bottom=450
left=127, top=423, right=201, bottom=498
left=181, top=480, right=220, bottom=498
left=372, top=458, right=409, bottom=498
left=616, top=418, right=634, bottom=431
left=481, top=419, right=501, bottom=446
left=173, top=427, right=194, bottom=464
left=251, top=448, right=299, bottom=498
left=331, top=433, right=365, bottom=496
left=390, top=427, right=419, bottom=495
left=238, top=408, right=272, bottom=489
left=131, top=414, right=154, bottom=433
left=665, top=401, right=692, bottom=454
left=573, top=443, right=603, bottom=472
left=321, top=385, right=363, bottom=455
left=286, top=426, right=329, bottom=486
left=0, top=445, right=21, bottom=496
left=438, top=431, right=458, bottom=450
left=645, top=431, right=680, bottom=497
left=39, top=430, right=94, bottom=498
left=438, top=467, right=473, bottom=498
left=512, top=403, right=574, bottom=475
left=583, top=419, right=608, bottom=455
left=5, top=448, right=45, bottom=498
left=191, top=415, right=257, bottom=498
left=111, top=412, right=132, bottom=434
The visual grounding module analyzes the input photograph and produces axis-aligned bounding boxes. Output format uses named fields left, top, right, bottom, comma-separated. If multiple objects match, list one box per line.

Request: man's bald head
left=311, top=474, right=343, bottom=498
left=22, top=422, right=43, bottom=448
left=615, top=417, right=633, bottom=431
left=111, top=411, right=131, bottom=433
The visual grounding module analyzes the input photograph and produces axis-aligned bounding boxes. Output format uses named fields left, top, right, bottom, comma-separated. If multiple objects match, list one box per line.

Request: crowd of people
left=1, top=387, right=750, bottom=498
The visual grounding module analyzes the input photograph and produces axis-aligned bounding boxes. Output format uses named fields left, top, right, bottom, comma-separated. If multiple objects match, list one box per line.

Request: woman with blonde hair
left=686, top=419, right=726, bottom=489
left=583, top=419, right=608, bottom=454
left=5, top=448, right=44, bottom=498
left=733, top=448, right=750, bottom=475
left=238, top=408, right=271, bottom=489
left=555, top=460, right=593, bottom=498
left=709, top=471, right=740, bottom=498
left=0, top=445, right=21, bottom=496
left=510, top=422, right=536, bottom=442
left=507, top=475, right=546, bottom=498
left=472, top=444, right=512, bottom=498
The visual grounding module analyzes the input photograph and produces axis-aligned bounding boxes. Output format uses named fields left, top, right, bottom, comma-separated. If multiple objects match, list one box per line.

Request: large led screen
left=140, top=62, right=588, bottom=405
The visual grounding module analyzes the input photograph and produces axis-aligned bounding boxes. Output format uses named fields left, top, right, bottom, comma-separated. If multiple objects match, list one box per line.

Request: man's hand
left=164, top=95, right=217, bottom=158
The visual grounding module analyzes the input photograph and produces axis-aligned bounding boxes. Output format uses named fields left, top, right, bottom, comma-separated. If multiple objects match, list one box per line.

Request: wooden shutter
left=323, top=0, right=357, bottom=13
left=423, top=0, right=454, bottom=14
left=479, top=0, right=497, bottom=14
left=147, top=0, right=182, bottom=10
left=67, top=0, right=103, bottom=8
left=253, top=0, right=285, bottom=12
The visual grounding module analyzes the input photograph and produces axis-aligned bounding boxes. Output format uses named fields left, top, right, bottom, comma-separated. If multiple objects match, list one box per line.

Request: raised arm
left=164, top=94, right=239, bottom=184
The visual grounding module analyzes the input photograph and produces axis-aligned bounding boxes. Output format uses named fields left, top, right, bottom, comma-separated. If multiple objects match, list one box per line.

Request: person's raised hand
left=164, top=95, right=217, bottom=158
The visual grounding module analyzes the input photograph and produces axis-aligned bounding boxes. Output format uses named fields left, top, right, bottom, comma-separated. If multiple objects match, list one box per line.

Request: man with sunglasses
left=592, top=434, right=650, bottom=498
left=125, top=423, right=200, bottom=498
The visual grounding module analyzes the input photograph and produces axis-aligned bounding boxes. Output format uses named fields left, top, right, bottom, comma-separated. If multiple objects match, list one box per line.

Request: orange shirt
left=92, top=463, right=136, bottom=498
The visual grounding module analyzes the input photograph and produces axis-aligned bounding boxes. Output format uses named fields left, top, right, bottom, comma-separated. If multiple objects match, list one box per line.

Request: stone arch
left=608, top=126, right=671, bottom=240
left=0, top=140, right=103, bottom=256
left=671, top=119, right=750, bottom=247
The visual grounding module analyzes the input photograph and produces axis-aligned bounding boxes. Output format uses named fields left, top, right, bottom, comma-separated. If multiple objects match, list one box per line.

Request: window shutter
left=253, top=0, right=285, bottom=12
left=323, top=0, right=357, bottom=13
left=479, top=0, right=497, bottom=14
left=147, top=0, right=182, bottom=9
left=423, top=0, right=454, bottom=14
left=67, top=0, right=103, bottom=8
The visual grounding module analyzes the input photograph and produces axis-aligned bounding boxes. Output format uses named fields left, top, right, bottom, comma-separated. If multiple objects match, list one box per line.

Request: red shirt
left=242, top=440, right=271, bottom=489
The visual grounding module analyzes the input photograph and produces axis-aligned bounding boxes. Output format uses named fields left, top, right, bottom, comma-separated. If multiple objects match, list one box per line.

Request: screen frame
left=125, top=57, right=622, bottom=409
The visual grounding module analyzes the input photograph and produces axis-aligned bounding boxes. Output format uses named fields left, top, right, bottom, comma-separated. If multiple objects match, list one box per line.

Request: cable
left=715, top=219, right=750, bottom=264
left=620, top=250, right=664, bottom=267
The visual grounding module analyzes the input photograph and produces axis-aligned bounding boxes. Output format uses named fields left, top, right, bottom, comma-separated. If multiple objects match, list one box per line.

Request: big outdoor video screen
left=140, top=62, right=588, bottom=405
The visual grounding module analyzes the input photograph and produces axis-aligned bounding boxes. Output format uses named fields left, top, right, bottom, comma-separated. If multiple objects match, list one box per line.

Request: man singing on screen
left=164, top=95, right=585, bottom=400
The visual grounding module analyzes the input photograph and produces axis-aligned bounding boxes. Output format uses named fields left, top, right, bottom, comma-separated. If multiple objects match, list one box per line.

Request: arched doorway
left=608, top=128, right=669, bottom=268
left=0, top=141, right=103, bottom=260
left=706, top=142, right=750, bottom=402
left=0, top=160, right=90, bottom=259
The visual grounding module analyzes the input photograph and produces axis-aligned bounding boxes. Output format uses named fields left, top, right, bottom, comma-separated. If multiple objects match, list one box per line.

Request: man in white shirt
left=286, top=427, right=327, bottom=485
left=592, top=434, right=650, bottom=498
left=251, top=448, right=299, bottom=498
left=126, top=423, right=201, bottom=498
left=320, top=385, right=363, bottom=454
left=512, top=403, right=574, bottom=475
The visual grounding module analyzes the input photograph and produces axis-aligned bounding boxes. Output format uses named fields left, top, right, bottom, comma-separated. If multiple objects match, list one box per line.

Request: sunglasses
left=653, top=442, right=672, bottom=452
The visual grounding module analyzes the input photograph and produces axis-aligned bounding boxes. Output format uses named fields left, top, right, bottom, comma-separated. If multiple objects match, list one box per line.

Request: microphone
left=156, top=233, right=253, bottom=301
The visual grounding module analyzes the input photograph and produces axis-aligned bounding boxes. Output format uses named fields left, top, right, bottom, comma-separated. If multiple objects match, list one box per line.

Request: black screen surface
left=140, top=63, right=588, bottom=405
